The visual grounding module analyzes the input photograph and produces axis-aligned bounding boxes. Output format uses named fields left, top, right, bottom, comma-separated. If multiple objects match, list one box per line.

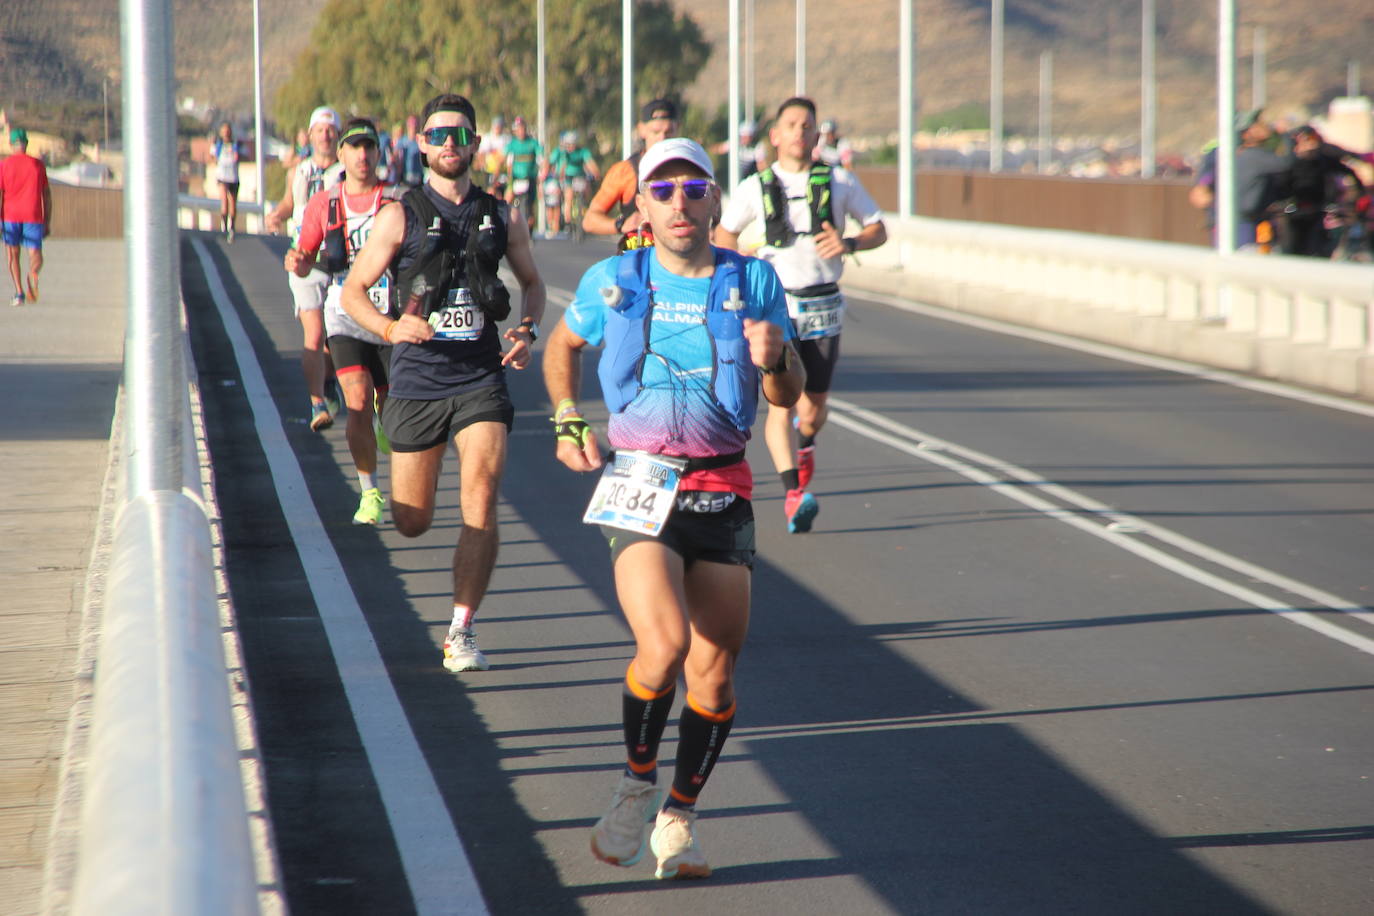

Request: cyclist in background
left=505, top=115, right=542, bottom=234
left=549, top=130, right=600, bottom=240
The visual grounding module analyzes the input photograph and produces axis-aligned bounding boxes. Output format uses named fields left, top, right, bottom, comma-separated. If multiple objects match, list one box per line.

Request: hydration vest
left=759, top=163, right=833, bottom=248
left=599, top=247, right=759, bottom=432
left=390, top=185, right=510, bottom=322
left=319, top=184, right=404, bottom=275
left=617, top=151, right=644, bottom=222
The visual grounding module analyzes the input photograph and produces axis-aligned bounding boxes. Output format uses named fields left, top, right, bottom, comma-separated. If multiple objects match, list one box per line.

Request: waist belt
left=606, top=449, right=746, bottom=472
left=786, top=282, right=840, bottom=298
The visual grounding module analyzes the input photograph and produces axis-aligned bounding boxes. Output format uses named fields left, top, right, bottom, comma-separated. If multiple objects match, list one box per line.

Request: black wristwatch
left=519, top=318, right=539, bottom=342
left=842, top=236, right=858, bottom=255
left=758, top=346, right=792, bottom=376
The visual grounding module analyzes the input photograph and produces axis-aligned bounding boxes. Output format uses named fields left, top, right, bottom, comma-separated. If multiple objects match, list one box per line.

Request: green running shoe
left=352, top=487, right=385, bottom=526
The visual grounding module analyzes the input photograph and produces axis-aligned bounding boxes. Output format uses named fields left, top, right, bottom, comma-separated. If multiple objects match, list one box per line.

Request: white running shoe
left=650, top=808, right=711, bottom=879
left=443, top=627, right=489, bottom=672
left=590, top=774, right=661, bottom=867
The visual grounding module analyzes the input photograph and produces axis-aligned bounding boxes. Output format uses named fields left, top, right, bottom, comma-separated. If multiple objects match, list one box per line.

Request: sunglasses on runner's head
left=643, top=178, right=713, bottom=202
left=422, top=125, right=475, bottom=146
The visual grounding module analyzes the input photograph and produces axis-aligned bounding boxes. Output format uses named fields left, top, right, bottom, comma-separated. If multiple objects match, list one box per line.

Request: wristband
left=384, top=320, right=398, bottom=342
left=554, top=398, right=580, bottom=421
left=554, top=417, right=592, bottom=448
left=842, top=236, right=858, bottom=255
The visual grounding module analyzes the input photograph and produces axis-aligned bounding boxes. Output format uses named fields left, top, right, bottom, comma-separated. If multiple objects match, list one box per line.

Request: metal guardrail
left=70, top=0, right=261, bottom=912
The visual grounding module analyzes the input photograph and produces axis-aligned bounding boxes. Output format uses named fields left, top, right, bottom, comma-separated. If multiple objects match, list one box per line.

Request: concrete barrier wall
left=845, top=215, right=1374, bottom=401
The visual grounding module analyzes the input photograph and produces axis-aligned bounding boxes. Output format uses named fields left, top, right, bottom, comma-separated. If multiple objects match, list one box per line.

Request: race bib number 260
left=429, top=288, right=484, bottom=341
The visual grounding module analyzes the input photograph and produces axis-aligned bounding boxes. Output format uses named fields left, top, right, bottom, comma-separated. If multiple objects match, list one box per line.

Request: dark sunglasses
left=643, top=178, right=712, bottom=202
left=422, top=125, right=475, bottom=146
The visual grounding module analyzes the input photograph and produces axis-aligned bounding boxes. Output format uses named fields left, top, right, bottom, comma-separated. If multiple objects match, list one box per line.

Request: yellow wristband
left=384, top=320, right=398, bottom=342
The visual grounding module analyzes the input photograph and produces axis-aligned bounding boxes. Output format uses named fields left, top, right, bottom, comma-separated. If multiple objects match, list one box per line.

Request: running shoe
left=796, top=445, right=816, bottom=491
left=352, top=487, right=385, bottom=526
left=784, top=488, right=818, bottom=534
left=443, top=627, right=489, bottom=672
left=590, top=774, right=661, bottom=867
left=309, top=401, right=333, bottom=432
left=10, top=293, right=23, bottom=308
left=227, top=226, right=235, bottom=244
left=650, top=808, right=710, bottom=879
left=26, top=277, right=38, bottom=303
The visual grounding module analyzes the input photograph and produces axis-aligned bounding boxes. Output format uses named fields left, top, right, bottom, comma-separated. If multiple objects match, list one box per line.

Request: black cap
left=640, top=98, right=679, bottom=122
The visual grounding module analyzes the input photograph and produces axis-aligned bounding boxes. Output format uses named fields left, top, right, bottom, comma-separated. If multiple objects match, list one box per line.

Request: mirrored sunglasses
left=423, top=125, right=475, bottom=146
left=644, top=178, right=712, bottom=202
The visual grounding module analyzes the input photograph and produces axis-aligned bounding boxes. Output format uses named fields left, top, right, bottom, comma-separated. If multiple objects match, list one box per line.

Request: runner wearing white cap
left=269, top=106, right=345, bottom=431
left=544, top=137, right=803, bottom=880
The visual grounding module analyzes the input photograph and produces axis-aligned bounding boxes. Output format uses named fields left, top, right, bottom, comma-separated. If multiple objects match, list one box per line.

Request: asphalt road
left=181, top=228, right=1374, bottom=916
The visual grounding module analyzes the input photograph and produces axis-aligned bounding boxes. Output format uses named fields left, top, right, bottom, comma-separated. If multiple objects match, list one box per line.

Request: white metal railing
left=848, top=215, right=1374, bottom=398
left=72, top=0, right=260, bottom=911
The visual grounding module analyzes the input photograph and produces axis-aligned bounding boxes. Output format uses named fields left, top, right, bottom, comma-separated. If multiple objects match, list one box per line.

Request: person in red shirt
left=285, top=118, right=404, bottom=526
left=0, top=128, right=51, bottom=307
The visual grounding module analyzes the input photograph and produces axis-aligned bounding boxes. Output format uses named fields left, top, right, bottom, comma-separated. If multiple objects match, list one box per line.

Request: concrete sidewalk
left=0, top=240, right=124, bottom=916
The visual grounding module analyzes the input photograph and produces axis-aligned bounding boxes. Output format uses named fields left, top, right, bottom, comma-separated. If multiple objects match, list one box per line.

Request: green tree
left=275, top=0, right=710, bottom=144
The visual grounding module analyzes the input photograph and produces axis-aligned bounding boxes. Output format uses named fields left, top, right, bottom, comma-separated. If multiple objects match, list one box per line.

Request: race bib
left=333, top=274, right=391, bottom=313
left=582, top=450, right=687, bottom=536
left=788, top=290, right=845, bottom=340
left=429, top=288, right=484, bottom=341
left=513, top=178, right=531, bottom=195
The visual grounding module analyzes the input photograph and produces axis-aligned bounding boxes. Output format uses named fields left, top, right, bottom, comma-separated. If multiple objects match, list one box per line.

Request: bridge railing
left=848, top=215, right=1374, bottom=401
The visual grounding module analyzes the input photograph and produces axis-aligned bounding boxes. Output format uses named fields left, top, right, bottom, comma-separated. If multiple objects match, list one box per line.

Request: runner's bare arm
left=713, top=227, right=742, bottom=250
left=500, top=211, right=546, bottom=369
left=745, top=318, right=804, bottom=408
left=543, top=321, right=603, bottom=471
left=266, top=184, right=293, bottom=234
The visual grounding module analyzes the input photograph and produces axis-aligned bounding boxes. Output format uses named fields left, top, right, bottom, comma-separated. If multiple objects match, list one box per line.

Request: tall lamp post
left=252, top=0, right=264, bottom=211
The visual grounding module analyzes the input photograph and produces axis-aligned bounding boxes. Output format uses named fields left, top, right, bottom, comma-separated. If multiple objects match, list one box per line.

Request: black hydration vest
left=759, top=162, right=833, bottom=248
left=390, top=185, right=510, bottom=322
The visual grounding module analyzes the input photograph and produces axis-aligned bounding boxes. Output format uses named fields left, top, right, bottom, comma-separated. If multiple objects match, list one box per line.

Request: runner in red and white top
left=286, top=117, right=403, bottom=526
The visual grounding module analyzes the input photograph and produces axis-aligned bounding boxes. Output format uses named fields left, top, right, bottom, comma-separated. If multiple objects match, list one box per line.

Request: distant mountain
left=2, top=0, right=1371, bottom=155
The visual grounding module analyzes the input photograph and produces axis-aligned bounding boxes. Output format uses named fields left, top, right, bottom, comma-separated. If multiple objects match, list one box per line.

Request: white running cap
left=637, top=137, right=714, bottom=182
left=309, top=106, right=340, bottom=131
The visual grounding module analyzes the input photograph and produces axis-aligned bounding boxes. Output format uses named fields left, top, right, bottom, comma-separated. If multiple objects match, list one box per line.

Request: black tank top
left=388, top=183, right=508, bottom=399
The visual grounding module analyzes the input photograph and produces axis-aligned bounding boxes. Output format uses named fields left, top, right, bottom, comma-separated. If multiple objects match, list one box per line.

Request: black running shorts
left=328, top=335, right=390, bottom=390
left=603, top=492, right=755, bottom=570
left=793, top=333, right=841, bottom=394
left=382, top=383, right=514, bottom=452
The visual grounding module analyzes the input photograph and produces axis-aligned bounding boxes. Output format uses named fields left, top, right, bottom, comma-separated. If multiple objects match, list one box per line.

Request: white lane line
left=846, top=286, right=1374, bottom=421
left=191, top=239, right=488, bottom=916
left=825, top=396, right=1374, bottom=658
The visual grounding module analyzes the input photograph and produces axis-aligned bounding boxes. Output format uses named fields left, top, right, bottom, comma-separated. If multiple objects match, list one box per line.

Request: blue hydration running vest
left=599, top=247, right=758, bottom=432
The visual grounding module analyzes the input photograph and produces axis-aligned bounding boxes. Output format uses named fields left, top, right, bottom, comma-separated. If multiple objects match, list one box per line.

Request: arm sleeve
left=294, top=191, right=329, bottom=255
left=564, top=259, right=616, bottom=347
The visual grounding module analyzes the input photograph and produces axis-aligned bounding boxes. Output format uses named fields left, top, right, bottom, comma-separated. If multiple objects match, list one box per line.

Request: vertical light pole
left=103, top=77, right=111, bottom=154
left=1252, top=25, right=1266, bottom=110
left=1038, top=50, right=1053, bottom=174
left=990, top=0, right=1004, bottom=172
left=795, top=0, right=806, bottom=95
left=898, top=0, right=916, bottom=219
left=1216, top=0, right=1237, bottom=254
left=745, top=0, right=755, bottom=125
left=537, top=0, right=547, bottom=237
left=1141, top=0, right=1156, bottom=178
left=622, top=0, right=634, bottom=159
left=729, top=0, right=741, bottom=195
left=252, top=0, right=264, bottom=209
